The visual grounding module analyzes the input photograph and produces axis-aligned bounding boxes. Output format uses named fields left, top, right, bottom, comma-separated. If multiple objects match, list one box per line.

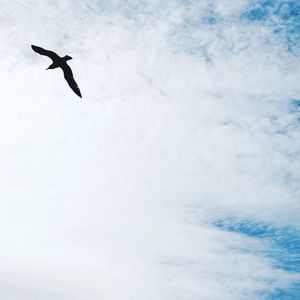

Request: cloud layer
left=0, top=1, right=299, bottom=299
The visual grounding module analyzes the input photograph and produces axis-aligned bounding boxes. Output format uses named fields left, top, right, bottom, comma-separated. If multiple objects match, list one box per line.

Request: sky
left=0, top=0, right=299, bottom=299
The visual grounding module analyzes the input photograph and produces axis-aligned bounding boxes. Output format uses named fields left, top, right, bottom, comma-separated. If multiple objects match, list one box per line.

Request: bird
left=31, top=45, right=82, bottom=98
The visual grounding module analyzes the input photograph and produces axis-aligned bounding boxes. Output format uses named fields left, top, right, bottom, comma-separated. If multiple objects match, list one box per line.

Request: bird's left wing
left=31, top=45, right=60, bottom=61
left=62, top=64, right=82, bottom=98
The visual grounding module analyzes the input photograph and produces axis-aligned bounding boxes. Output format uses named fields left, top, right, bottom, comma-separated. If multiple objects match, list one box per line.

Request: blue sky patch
left=215, top=219, right=300, bottom=298
left=242, top=1, right=300, bottom=52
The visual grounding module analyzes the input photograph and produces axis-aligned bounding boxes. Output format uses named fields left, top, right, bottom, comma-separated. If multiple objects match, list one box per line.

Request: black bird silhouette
left=31, top=45, right=82, bottom=98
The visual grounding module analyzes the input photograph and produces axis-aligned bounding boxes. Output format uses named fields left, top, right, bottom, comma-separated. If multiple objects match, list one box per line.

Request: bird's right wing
left=62, top=64, right=82, bottom=98
left=31, top=45, right=60, bottom=61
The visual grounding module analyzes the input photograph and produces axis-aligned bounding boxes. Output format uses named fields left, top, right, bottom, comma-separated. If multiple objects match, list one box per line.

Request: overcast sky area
left=0, top=0, right=299, bottom=299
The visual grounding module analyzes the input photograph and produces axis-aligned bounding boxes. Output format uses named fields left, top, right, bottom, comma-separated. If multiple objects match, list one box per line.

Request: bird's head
left=64, top=55, right=72, bottom=61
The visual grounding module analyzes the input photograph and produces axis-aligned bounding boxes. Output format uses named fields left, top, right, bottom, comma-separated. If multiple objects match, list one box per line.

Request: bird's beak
left=46, top=67, right=50, bottom=70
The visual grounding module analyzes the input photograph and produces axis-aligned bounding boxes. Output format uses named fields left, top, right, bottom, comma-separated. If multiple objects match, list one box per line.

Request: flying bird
left=31, top=45, right=82, bottom=98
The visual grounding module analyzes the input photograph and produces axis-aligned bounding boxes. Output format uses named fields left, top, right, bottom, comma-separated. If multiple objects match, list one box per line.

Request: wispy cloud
left=0, top=0, right=299, bottom=299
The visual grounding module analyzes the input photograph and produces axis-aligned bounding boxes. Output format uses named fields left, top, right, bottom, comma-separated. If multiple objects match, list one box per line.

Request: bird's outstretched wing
left=62, top=64, right=82, bottom=98
left=31, top=45, right=60, bottom=61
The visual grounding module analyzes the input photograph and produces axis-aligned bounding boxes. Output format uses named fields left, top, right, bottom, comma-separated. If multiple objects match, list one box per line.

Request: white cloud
left=0, top=0, right=299, bottom=299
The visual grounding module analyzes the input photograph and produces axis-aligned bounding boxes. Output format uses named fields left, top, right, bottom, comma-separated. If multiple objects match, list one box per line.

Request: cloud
left=0, top=0, right=299, bottom=299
